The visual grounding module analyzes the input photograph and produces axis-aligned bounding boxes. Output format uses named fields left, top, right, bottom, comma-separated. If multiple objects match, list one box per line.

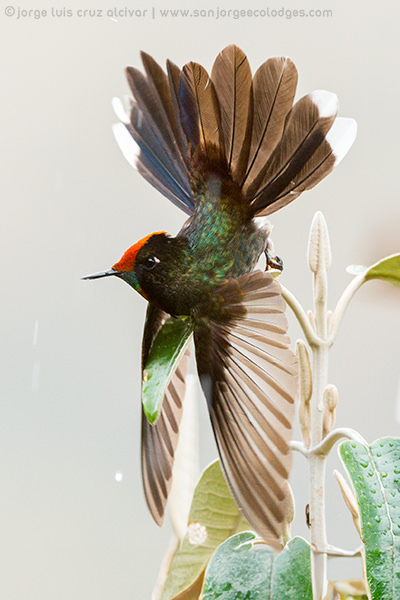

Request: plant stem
left=312, top=427, right=368, bottom=456
left=328, top=273, right=365, bottom=343
left=308, top=213, right=331, bottom=600
left=281, top=285, right=320, bottom=347
left=291, top=428, right=368, bottom=458
left=309, top=342, right=329, bottom=600
left=287, top=214, right=369, bottom=599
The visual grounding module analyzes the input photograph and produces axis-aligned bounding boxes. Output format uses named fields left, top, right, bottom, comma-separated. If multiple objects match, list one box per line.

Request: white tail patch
left=327, top=117, right=357, bottom=166
left=310, top=90, right=338, bottom=118
left=112, top=97, right=130, bottom=124
left=112, top=123, right=140, bottom=169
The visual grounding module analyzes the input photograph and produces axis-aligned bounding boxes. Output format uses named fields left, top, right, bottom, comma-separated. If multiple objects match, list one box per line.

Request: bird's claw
left=265, top=252, right=284, bottom=271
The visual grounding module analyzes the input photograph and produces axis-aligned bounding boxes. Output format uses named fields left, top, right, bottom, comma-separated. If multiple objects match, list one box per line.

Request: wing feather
left=141, top=304, right=190, bottom=525
left=194, top=271, right=297, bottom=547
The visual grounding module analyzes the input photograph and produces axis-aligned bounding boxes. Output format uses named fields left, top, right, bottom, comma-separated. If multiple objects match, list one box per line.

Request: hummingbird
left=84, top=45, right=356, bottom=546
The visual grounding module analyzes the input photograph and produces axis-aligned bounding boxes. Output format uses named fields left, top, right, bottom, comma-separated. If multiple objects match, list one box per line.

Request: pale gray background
left=1, top=0, right=400, bottom=597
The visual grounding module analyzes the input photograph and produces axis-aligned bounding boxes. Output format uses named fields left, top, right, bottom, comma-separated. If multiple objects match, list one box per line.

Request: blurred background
left=1, top=0, right=400, bottom=597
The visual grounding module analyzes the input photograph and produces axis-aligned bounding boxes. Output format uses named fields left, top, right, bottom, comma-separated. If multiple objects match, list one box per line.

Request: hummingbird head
left=83, top=231, right=179, bottom=304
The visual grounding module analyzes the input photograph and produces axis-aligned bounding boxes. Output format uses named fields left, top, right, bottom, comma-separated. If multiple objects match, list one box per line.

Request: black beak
left=82, top=269, right=119, bottom=280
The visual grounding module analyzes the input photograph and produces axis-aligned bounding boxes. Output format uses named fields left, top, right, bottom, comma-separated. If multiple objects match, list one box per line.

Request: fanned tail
left=113, top=45, right=356, bottom=216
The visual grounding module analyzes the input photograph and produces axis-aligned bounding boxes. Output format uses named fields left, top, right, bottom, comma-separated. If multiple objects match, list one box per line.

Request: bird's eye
left=144, top=256, right=159, bottom=270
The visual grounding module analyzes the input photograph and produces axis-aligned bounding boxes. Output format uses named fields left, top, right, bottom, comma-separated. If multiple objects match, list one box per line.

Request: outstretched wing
left=194, top=271, right=297, bottom=547
left=141, top=303, right=190, bottom=524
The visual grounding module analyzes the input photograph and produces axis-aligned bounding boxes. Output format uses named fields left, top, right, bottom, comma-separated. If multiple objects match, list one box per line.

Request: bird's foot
left=265, top=251, right=284, bottom=271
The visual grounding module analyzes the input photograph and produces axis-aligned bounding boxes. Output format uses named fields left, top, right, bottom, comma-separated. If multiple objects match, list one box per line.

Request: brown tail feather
left=241, top=57, right=298, bottom=192
left=140, top=51, right=186, bottom=157
left=211, top=45, right=253, bottom=181
left=178, top=61, right=224, bottom=161
left=113, top=46, right=356, bottom=218
left=248, top=92, right=336, bottom=215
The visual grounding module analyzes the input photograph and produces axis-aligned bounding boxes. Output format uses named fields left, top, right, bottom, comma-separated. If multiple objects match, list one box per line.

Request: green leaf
left=273, top=537, right=313, bottom=599
left=202, top=532, right=273, bottom=600
left=161, top=460, right=249, bottom=600
left=339, top=438, right=400, bottom=600
left=142, top=315, right=193, bottom=423
left=202, top=534, right=313, bottom=600
left=364, top=254, right=400, bottom=288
